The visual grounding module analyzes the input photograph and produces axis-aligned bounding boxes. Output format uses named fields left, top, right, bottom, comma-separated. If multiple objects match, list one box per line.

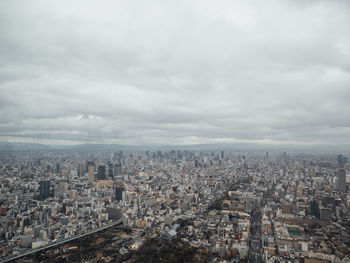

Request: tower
left=39, top=181, right=50, bottom=200
left=310, top=199, right=319, bottom=219
left=54, top=181, right=68, bottom=198
left=297, top=184, right=303, bottom=198
left=114, top=163, right=122, bottom=177
left=108, top=162, right=114, bottom=179
left=337, top=154, right=344, bottom=165
left=88, top=162, right=95, bottom=184
left=97, top=165, right=106, bottom=180
left=115, top=185, right=125, bottom=201
left=338, top=168, right=346, bottom=192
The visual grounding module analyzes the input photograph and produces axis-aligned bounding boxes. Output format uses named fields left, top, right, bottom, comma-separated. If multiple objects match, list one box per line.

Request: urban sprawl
left=0, top=150, right=350, bottom=262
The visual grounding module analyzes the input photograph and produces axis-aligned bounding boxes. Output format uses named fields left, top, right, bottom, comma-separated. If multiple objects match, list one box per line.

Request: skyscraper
left=39, top=181, right=50, bottom=200
left=98, top=165, right=106, bottom=180
left=195, top=159, right=199, bottom=168
left=88, top=162, right=95, bottom=184
left=108, top=162, right=114, bottom=179
left=114, top=163, right=122, bottom=177
left=337, top=154, right=344, bottom=165
left=310, top=199, right=319, bottom=219
left=338, top=168, right=346, bottom=192
left=54, top=181, right=68, bottom=198
left=297, top=184, right=303, bottom=198
left=115, top=186, right=125, bottom=201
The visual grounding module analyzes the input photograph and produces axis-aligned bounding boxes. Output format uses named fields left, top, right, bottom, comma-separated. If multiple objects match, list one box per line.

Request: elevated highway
left=2, top=218, right=123, bottom=263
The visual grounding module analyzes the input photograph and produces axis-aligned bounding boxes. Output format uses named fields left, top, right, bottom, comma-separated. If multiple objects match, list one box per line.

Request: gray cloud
left=0, top=0, right=350, bottom=146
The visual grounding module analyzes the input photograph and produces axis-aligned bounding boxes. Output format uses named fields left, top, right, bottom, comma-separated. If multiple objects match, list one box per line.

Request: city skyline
left=1, top=2, right=350, bottom=262
left=1, top=149, right=349, bottom=262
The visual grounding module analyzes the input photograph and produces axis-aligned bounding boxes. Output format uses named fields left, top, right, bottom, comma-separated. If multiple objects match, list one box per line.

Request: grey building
left=320, top=207, right=333, bottom=221
left=106, top=207, right=122, bottom=220
left=338, top=169, right=346, bottom=192
left=115, top=186, right=125, bottom=201
left=39, top=181, right=50, bottom=200
left=97, top=165, right=106, bottom=180
left=114, top=164, right=122, bottom=177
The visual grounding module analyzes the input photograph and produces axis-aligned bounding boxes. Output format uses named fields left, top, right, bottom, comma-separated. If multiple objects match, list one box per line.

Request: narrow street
left=248, top=176, right=279, bottom=263
left=248, top=210, right=262, bottom=263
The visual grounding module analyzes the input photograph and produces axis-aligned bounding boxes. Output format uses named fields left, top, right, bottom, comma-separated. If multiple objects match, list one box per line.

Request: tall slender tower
left=98, top=165, right=106, bottom=180
left=338, top=169, right=346, bottom=192
left=39, top=181, right=50, bottom=200
left=88, top=162, right=95, bottom=184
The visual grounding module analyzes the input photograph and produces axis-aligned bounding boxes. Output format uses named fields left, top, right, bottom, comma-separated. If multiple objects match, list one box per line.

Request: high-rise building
left=39, top=181, right=50, bottom=200
left=338, top=168, right=346, bottom=192
left=337, top=154, right=344, bottom=165
left=54, top=181, right=68, bottom=198
left=310, top=199, right=319, bottom=219
left=108, top=162, right=114, bottom=179
left=322, top=196, right=336, bottom=212
left=88, top=162, right=95, bottom=184
left=114, top=164, right=122, bottom=177
left=312, top=167, right=316, bottom=177
left=115, top=186, right=125, bottom=201
left=77, top=162, right=85, bottom=177
left=297, top=184, right=303, bottom=198
left=55, top=163, right=60, bottom=173
left=320, top=207, right=333, bottom=221
left=106, top=207, right=122, bottom=220
left=195, top=159, right=199, bottom=168
left=97, top=165, right=106, bottom=180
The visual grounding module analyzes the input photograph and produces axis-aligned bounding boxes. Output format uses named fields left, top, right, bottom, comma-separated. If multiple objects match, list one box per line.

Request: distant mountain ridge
left=0, top=142, right=52, bottom=151
left=0, top=141, right=349, bottom=153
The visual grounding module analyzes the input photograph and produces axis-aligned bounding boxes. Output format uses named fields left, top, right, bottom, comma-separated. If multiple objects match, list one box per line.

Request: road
left=1, top=218, right=123, bottom=263
left=248, top=176, right=279, bottom=263
left=268, top=213, right=279, bottom=257
left=248, top=210, right=262, bottom=263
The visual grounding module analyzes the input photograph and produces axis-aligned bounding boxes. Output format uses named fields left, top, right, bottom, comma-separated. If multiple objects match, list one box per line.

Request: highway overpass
left=1, top=218, right=123, bottom=263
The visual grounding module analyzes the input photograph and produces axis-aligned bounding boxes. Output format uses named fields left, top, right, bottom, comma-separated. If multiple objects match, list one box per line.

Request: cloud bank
left=1, top=0, right=350, bottom=146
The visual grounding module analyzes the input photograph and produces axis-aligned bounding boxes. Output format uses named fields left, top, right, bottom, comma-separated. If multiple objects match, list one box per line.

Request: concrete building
left=98, top=165, right=106, bottom=180
left=88, top=163, right=95, bottom=184
left=39, top=181, right=50, bottom=200
left=338, top=169, right=346, bottom=192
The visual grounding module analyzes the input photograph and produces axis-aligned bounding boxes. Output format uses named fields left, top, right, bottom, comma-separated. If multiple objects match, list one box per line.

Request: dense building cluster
left=0, top=150, right=349, bottom=262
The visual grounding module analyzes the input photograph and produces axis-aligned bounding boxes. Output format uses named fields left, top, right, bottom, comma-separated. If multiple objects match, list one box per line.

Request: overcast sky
left=1, top=0, right=350, bottom=146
